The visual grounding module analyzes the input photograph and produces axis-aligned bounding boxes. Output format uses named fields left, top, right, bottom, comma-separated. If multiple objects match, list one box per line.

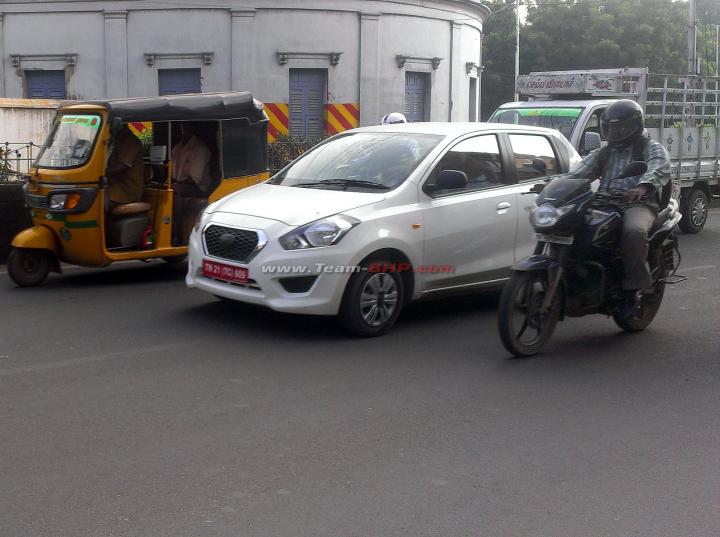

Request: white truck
left=489, top=68, right=720, bottom=233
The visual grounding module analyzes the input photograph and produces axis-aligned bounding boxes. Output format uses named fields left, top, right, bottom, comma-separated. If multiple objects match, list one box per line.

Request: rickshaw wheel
left=7, top=248, right=51, bottom=287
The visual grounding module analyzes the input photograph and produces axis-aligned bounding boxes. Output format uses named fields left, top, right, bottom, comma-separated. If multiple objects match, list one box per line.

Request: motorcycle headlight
left=531, top=203, right=575, bottom=228
left=279, top=215, right=360, bottom=250
left=49, top=194, right=68, bottom=210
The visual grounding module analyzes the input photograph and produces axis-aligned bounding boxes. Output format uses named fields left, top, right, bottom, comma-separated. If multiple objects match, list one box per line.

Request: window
left=490, top=107, right=582, bottom=141
left=35, top=114, right=101, bottom=169
left=469, top=77, right=478, bottom=122
left=25, top=70, right=66, bottom=99
left=273, top=133, right=442, bottom=191
left=425, top=135, right=504, bottom=197
left=405, top=72, right=430, bottom=122
left=579, top=108, right=605, bottom=155
left=158, top=69, right=201, bottom=95
left=508, top=134, right=558, bottom=182
left=289, top=69, right=326, bottom=139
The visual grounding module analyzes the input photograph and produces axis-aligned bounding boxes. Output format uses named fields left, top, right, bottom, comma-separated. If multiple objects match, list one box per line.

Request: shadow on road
left=44, top=261, right=188, bottom=288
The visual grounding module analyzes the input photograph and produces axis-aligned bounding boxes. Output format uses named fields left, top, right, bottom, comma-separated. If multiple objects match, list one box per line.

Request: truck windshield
left=490, top=107, right=582, bottom=140
left=35, top=114, right=102, bottom=169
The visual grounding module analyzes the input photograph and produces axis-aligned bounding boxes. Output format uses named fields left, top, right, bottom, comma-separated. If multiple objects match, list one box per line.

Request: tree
left=480, top=1, right=518, bottom=119
left=480, top=0, right=695, bottom=118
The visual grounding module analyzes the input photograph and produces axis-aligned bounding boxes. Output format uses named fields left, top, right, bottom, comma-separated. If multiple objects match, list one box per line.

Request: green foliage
left=481, top=0, right=706, bottom=119
left=267, top=135, right=324, bottom=175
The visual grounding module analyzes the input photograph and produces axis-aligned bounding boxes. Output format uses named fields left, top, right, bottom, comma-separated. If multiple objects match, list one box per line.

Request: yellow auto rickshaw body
left=10, top=92, right=269, bottom=285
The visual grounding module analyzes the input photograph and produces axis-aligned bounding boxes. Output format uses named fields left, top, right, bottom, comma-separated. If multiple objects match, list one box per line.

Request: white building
left=0, top=0, right=490, bottom=139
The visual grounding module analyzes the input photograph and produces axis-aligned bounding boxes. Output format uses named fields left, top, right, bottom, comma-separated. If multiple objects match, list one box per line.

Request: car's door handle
left=496, top=202, right=512, bottom=211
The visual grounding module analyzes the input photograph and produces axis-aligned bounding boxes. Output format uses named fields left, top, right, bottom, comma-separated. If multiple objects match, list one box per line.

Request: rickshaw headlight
left=49, top=194, right=68, bottom=210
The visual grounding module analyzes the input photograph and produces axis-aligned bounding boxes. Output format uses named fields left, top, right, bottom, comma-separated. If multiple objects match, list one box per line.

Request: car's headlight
left=279, top=215, right=360, bottom=250
left=531, top=203, right=575, bottom=228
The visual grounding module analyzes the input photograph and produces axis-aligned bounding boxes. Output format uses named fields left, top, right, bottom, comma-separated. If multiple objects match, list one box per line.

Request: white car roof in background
left=349, top=122, right=566, bottom=138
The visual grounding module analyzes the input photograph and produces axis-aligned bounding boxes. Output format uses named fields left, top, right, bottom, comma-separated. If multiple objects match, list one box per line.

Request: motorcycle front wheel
left=498, top=270, right=563, bottom=357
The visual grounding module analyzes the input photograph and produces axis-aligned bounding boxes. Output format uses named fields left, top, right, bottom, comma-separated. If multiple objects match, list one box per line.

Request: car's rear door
left=419, top=133, right=518, bottom=292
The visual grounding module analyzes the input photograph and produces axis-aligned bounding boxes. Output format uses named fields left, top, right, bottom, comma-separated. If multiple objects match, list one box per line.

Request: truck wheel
left=679, top=188, right=709, bottom=234
left=7, top=248, right=51, bottom=287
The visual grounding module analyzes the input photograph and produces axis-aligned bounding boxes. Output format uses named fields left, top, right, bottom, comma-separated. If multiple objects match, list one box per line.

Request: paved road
left=1, top=207, right=719, bottom=537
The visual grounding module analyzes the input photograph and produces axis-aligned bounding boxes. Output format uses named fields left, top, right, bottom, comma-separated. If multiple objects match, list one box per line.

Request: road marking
left=0, top=341, right=198, bottom=377
left=682, top=265, right=717, bottom=272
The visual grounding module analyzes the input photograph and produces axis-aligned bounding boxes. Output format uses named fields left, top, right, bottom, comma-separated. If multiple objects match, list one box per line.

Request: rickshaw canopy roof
left=85, top=92, right=266, bottom=124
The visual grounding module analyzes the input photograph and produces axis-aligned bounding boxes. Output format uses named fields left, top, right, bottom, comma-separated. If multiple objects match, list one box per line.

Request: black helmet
left=601, top=99, right=644, bottom=146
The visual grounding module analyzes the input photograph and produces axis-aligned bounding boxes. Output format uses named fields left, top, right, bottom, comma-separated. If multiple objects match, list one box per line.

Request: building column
left=450, top=21, right=464, bottom=122
left=359, top=13, right=380, bottom=127
left=0, top=13, right=6, bottom=97
left=231, top=9, right=256, bottom=91
left=104, top=10, right=128, bottom=98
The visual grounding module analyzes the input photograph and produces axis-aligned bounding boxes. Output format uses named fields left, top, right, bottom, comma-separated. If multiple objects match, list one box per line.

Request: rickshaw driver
left=104, top=124, right=144, bottom=212
left=171, top=123, right=213, bottom=244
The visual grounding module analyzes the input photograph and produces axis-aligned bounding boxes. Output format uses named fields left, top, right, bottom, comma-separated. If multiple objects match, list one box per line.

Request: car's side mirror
left=434, top=169, right=468, bottom=190
left=110, top=117, right=123, bottom=138
left=583, top=131, right=602, bottom=153
left=532, top=158, right=548, bottom=175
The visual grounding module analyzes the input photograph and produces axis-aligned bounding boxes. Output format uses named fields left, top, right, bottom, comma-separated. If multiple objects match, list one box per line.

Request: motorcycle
left=498, top=161, right=684, bottom=357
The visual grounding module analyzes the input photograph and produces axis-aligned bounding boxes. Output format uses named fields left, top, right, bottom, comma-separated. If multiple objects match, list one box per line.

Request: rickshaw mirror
left=110, top=117, right=123, bottom=137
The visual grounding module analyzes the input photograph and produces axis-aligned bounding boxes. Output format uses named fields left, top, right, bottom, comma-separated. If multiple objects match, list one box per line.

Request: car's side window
left=425, top=134, right=504, bottom=197
left=508, top=134, right=558, bottom=182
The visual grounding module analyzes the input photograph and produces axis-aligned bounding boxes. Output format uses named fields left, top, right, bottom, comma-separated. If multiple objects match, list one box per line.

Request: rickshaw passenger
left=172, top=123, right=213, bottom=243
left=105, top=124, right=144, bottom=212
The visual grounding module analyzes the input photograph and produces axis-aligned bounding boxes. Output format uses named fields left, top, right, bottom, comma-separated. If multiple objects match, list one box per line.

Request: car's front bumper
left=186, top=222, right=355, bottom=316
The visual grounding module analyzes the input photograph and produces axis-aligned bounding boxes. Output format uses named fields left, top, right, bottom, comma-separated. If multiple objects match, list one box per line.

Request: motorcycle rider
left=381, top=112, right=408, bottom=124
left=569, top=99, right=671, bottom=318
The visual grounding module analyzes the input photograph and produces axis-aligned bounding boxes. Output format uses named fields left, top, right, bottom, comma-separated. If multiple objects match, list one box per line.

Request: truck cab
left=490, top=99, right=617, bottom=156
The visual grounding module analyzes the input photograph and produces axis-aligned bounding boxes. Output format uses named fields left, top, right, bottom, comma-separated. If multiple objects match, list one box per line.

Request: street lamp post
left=514, top=0, right=520, bottom=101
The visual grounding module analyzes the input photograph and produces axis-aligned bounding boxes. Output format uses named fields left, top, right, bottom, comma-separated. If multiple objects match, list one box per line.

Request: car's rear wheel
left=339, top=258, right=404, bottom=337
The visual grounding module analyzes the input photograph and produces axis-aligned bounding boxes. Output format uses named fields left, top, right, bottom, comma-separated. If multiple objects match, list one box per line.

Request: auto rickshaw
left=8, top=92, right=269, bottom=286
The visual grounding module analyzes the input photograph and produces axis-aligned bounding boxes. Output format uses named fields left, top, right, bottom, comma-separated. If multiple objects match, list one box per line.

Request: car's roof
left=495, top=99, right=619, bottom=109
left=349, top=121, right=566, bottom=137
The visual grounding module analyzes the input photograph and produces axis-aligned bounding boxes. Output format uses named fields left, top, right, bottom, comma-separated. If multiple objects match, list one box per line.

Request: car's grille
left=204, top=225, right=259, bottom=263
left=26, top=193, right=48, bottom=209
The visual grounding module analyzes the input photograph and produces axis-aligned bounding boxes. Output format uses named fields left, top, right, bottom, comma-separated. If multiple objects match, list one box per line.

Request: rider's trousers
left=621, top=205, right=656, bottom=290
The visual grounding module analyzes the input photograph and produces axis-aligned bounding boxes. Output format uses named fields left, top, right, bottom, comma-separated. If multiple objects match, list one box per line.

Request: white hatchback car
left=186, top=123, right=581, bottom=336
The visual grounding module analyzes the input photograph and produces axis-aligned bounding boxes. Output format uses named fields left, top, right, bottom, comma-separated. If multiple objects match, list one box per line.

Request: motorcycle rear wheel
left=498, top=270, right=563, bottom=357
left=613, top=250, right=666, bottom=332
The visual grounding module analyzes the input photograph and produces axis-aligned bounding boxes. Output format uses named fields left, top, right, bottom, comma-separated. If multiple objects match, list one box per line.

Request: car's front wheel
left=339, top=258, right=404, bottom=337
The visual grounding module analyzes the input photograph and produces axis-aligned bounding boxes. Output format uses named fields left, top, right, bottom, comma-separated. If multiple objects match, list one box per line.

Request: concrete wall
left=0, top=0, right=490, bottom=127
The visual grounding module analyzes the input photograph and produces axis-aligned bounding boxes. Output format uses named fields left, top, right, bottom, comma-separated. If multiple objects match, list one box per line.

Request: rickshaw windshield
left=36, top=114, right=102, bottom=169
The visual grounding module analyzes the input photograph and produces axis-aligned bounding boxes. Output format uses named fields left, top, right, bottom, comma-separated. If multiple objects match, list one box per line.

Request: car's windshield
left=35, top=114, right=102, bottom=169
left=272, top=132, right=443, bottom=191
left=489, top=107, right=582, bottom=141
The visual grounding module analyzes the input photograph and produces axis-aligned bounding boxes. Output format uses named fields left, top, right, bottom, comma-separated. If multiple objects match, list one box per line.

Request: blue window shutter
left=158, top=69, right=201, bottom=96
left=289, top=69, right=326, bottom=139
left=25, top=70, right=66, bottom=99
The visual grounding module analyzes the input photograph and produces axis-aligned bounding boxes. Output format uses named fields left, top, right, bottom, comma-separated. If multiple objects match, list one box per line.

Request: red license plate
left=202, top=259, right=249, bottom=284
